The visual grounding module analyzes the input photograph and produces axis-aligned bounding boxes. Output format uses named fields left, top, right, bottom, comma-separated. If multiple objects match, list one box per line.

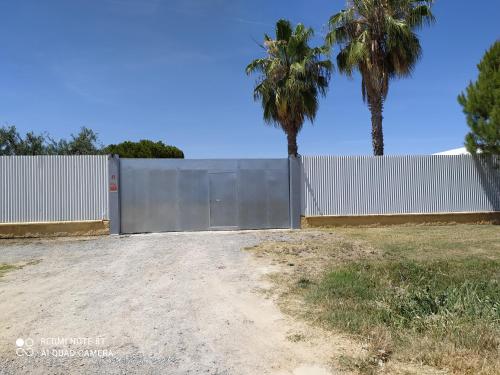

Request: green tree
left=0, top=126, right=18, bottom=155
left=0, top=126, right=102, bottom=155
left=326, top=0, right=434, bottom=155
left=458, top=41, right=500, bottom=156
left=246, top=19, right=332, bottom=156
left=0, top=126, right=46, bottom=155
left=47, top=127, right=102, bottom=155
left=103, top=140, right=184, bottom=158
left=0, top=125, right=184, bottom=158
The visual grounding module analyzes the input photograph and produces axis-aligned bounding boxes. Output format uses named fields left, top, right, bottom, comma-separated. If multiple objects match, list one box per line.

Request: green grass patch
left=334, top=225, right=500, bottom=262
left=250, top=225, right=500, bottom=373
left=304, top=255, right=500, bottom=373
left=0, top=260, right=41, bottom=279
left=309, top=258, right=499, bottom=332
left=0, top=263, right=21, bottom=278
left=258, top=225, right=500, bottom=374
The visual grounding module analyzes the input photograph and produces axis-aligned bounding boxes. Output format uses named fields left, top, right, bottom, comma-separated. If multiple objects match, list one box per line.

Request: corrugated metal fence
left=2, top=154, right=499, bottom=225
left=0, top=156, right=109, bottom=223
left=301, top=155, right=500, bottom=216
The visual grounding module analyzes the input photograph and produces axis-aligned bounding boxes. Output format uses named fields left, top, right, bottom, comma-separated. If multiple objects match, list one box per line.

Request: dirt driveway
left=0, top=231, right=354, bottom=375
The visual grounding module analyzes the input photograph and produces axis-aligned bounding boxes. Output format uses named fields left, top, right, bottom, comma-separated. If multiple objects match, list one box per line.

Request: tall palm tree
left=326, top=0, right=434, bottom=155
left=246, top=19, right=332, bottom=156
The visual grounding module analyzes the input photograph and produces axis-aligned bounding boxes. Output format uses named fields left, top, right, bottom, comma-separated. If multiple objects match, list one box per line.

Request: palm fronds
left=326, top=0, right=434, bottom=155
left=247, top=19, right=333, bottom=155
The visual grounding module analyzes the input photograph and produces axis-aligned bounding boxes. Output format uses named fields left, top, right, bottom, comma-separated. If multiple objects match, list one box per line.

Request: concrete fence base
left=301, top=212, right=500, bottom=228
left=0, top=220, right=110, bottom=239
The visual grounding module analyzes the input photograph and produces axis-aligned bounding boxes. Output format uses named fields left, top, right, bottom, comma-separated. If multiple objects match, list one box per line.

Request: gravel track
left=0, top=231, right=345, bottom=375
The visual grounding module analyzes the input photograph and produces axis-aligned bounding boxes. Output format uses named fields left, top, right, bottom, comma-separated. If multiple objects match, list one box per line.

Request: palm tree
left=326, top=0, right=434, bottom=155
left=246, top=19, right=332, bottom=156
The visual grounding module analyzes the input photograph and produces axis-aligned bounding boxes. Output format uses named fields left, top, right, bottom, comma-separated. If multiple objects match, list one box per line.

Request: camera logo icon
left=16, top=338, right=34, bottom=357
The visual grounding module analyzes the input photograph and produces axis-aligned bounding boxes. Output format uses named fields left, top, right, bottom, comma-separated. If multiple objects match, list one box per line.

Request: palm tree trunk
left=369, top=96, right=384, bottom=156
left=287, top=130, right=298, bottom=157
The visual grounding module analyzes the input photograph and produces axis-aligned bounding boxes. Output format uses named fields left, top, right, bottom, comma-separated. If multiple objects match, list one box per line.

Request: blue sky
left=0, top=0, right=498, bottom=158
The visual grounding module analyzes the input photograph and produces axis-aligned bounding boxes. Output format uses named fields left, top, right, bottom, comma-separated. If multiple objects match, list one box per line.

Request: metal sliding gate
left=119, top=159, right=290, bottom=233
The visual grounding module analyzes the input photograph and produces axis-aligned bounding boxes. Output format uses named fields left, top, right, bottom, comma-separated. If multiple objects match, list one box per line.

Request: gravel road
left=0, top=231, right=346, bottom=375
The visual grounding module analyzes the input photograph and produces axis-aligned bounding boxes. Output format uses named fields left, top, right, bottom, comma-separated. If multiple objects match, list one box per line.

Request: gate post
left=289, top=156, right=302, bottom=229
left=108, top=155, right=121, bottom=235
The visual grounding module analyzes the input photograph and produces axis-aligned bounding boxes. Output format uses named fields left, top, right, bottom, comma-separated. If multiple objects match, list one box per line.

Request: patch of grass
left=0, top=263, right=21, bottom=278
left=297, top=277, right=312, bottom=288
left=310, top=258, right=499, bottom=328
left=251, top=225, right=500, bottom=374
left=0, top=260, right=41, bottom=279
left=287, top=333, right=306, bottom=342
left=334, top=225, right=500, bottom=262
left=310, top=241, right=500, bottom=373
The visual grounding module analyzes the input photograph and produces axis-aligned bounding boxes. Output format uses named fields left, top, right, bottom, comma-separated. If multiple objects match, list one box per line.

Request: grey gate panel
left=120, top=159, right=289, bottom=233
left=266, top=168, right=291, bottom=229
left=238, top=169, right=267, bottom=229
left=237, top=168, right=290, bottom=229
left=178, top=170, right=209, bottom=231
left=209, top=172, right=238, bottom=229
left=120, top=164, right=179, bottom=233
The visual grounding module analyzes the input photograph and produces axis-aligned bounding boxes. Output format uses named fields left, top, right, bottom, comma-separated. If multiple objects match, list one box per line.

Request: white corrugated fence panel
left=301, top=155, right=500, bottom=216
left=0, top=155, right=109, bottom=223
